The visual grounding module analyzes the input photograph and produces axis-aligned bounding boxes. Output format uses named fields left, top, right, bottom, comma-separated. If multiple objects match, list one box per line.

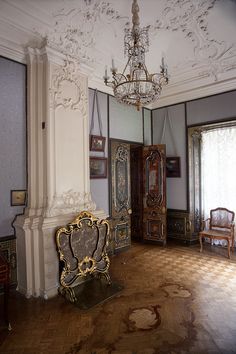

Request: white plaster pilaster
left=13, top=45, right=106, bottom=299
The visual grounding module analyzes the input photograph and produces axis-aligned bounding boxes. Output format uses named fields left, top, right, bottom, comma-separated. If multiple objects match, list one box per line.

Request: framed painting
left=11, top=190, right=27, bottom=206
left=90, top=135, right=106, bottom=152
left=166, top=157, right=181, bottom=178
left=90, top=157, right=107, bottom=179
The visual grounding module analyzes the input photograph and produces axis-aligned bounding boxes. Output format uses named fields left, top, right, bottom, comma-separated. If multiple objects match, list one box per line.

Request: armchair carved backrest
left=210, top=208, right=235, bottom=230
left=56, top=211, right=111, bottom=302
left=199, top=207, right=235, bottom=258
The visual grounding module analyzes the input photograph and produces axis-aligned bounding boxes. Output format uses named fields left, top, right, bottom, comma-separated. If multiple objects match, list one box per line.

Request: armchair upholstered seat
left=199, top=207, right=235, bottom=259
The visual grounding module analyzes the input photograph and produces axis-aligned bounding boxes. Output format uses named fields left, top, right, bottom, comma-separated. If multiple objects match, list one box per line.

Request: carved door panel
left=111, top=141, right=131, bottom=253
left=130, top=145, right=143, bottom=241
left=143, top=145, right=166, bottom=244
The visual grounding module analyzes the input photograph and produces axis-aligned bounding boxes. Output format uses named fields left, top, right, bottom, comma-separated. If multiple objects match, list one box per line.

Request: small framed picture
left=90, top=157, right=107, bottom=179
left=90, top=135, right=106, bottom=152
left=166, top=157, right=181, bottom=178
left=11, top=190, right=27, bottom=206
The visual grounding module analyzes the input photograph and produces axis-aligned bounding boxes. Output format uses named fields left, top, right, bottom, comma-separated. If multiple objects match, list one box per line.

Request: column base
left=14, top=208, right=107, bottom=299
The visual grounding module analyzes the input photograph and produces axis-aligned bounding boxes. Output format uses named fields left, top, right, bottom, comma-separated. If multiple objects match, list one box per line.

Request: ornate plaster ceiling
left=0, top=0, right=236, bottom=108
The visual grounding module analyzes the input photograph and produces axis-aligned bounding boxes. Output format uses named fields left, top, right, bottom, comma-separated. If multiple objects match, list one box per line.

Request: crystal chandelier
left=104, top=0, right=168, bottom=111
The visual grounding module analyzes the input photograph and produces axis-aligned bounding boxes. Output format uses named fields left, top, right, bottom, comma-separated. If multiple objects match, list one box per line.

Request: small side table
left=0, top=252, right=11, bottom=330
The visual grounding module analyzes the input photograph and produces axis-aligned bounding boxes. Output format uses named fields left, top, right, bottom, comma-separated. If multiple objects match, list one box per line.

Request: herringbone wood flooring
left=1, top=242, right=236, bottom=354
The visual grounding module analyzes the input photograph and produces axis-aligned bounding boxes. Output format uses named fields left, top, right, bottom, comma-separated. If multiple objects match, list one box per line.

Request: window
left=201, top=126, right=236, bottom=219
left=188, top=121, right=236, bottom=234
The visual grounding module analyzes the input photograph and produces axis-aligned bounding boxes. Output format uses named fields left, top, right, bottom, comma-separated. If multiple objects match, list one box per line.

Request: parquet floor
left=1, top=242, right=236, bottom=354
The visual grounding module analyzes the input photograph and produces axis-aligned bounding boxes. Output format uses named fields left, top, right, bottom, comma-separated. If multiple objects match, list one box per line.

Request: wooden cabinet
left=167, top=209, right=194, bottom=244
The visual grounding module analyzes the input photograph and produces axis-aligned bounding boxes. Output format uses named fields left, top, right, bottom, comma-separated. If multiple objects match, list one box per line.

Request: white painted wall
left=55, top=107, right=87, bottom=194
left=0, top=57, right=26, bottom=237
left=152, top=104, right=187, bottom=210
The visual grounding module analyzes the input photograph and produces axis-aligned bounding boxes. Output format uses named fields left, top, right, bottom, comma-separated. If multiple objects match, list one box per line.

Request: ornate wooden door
left=110, top=141, right=131, bottom=253
left=143, top=145, right=166, bottom=244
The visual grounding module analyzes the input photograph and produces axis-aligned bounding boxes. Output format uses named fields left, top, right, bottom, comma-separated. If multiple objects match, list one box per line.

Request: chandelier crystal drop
left=103, top=0, right=168, bottom=111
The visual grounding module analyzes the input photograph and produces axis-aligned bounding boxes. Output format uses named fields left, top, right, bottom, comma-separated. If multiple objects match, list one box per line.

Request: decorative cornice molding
left=45, top=190, right=96, bottom=217
left=0, top=36, right=26, bottom=63
left=147, top=75, right=236, bottom=109
left=50, top=59, right=88, bottom=114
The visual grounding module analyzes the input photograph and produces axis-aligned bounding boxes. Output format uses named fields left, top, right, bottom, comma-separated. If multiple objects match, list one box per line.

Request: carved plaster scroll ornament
left=43, top=0, right=127, bottom=63
left=45, top=190, right=96, bottom=217
left=50, top=59, right=87, bottom=116
left=150, top=0, right=236, bottom=80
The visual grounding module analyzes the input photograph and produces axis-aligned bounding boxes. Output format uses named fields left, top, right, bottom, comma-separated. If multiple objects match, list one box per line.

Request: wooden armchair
left=199, top=207, right=235, bottom=258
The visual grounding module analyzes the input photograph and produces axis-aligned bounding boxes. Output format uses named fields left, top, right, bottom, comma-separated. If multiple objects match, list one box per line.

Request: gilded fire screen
left=56, top=211, right=111, bottom=303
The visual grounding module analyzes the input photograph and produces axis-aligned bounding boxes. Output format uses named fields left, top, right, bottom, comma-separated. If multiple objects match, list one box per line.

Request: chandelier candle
left=104, top=0, right=169, bottom=111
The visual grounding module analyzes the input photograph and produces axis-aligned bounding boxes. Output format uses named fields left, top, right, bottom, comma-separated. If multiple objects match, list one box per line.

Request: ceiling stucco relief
left=150, top=0, right=236, bottom=81
left=41, top=1, right=128, bottom=64
left=1, top=0, right=236, bottom=107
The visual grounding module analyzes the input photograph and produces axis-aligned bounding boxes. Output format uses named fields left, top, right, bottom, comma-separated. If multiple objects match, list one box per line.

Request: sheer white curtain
left=201, top=126, right=236, bottom=223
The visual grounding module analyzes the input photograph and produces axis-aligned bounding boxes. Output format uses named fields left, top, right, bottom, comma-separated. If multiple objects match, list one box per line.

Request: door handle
left=128, top=208, right=132, bottom=215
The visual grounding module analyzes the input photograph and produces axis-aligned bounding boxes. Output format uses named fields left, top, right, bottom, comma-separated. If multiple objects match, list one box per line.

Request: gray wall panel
left=187, top=91, right=236, bottom=126
left=89, top=89, right=109, bottom=215
left=152, top=104, right=187, bottom=210
left=109, top=97, right=143, bottom=142
left=0, top=57, right=26, bottom=237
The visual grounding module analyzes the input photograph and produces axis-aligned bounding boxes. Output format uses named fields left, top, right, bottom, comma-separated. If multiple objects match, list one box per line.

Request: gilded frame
left=11, top=190, right=27, bottom=206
